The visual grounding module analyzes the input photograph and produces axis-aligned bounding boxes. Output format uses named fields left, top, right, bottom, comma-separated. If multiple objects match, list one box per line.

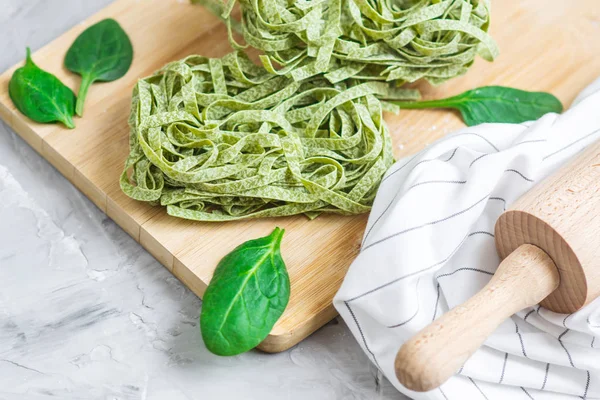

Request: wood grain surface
left=497, top=139, right=600, bottom=314
left=0, top=0, right=599, bottom=352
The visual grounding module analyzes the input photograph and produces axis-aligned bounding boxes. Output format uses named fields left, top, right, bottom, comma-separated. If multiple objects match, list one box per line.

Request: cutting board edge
left=258, top=304, right=339, bottom=353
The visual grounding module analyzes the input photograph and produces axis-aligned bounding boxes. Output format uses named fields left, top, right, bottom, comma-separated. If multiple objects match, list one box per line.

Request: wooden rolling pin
left=395, top=140, right=600, bottom=392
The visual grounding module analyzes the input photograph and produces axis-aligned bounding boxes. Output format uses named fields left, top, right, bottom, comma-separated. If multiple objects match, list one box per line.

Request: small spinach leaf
left=391, top=86, right=563, bottom=126
left=200, top=227, right=290, bottom=356
left=9, top=48, right=76, bottom=129
left=65, top=18, right=133, bottom=116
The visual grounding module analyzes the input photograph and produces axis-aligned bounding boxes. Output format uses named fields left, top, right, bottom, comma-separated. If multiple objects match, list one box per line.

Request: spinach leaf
left=200, top=227, right=290, bottom=356
left=64, top=18, right=133, bottom=116
left=391, top=86, right=563, bottom=126
left=9, top=48, right=76, bottom=129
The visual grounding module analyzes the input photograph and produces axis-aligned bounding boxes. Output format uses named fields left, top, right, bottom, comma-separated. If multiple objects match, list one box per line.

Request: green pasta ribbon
left=120, top=53, right=419, bottom=221
left=215, top=0, right=498, bottom=85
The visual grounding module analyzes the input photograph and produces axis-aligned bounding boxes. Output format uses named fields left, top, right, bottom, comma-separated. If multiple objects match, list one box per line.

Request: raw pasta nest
left=223, top=0, right=498, bottom=84
left=121, top=53, right=419, bottom=221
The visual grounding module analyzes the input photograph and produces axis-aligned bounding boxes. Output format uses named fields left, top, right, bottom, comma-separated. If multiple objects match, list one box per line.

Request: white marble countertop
left=0, top=1, right=405, bottom=399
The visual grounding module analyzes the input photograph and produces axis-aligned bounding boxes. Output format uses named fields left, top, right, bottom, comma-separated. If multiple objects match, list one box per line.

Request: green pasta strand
left=212, top=0, right=497, bottom=85
left=124, top=0, right=499, bottom=222
left=121, top=53, right=418, bottom=221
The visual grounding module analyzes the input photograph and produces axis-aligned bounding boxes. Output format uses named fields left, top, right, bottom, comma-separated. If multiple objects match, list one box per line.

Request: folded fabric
left=334, top=77, right=600, bottom=400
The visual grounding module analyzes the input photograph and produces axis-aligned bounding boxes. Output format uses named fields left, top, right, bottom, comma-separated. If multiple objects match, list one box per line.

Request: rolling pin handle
left=394, top=244, right=559, bottom=392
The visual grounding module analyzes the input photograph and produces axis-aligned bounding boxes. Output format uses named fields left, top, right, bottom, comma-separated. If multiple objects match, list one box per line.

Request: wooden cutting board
left=0, top=0, right=599, bottom=353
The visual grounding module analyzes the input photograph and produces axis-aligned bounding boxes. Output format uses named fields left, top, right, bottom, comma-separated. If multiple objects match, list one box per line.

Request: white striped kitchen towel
left=334, top=77, right=600, bottom=400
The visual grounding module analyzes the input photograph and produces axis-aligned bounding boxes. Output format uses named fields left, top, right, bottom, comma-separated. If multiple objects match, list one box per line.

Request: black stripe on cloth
left=387, top=279, right=421, bottom=328
left=389, top=262, right=496, bottom=328
left=381, top=145, right=459, bottom=184
left=344, top=230, right=488, bottom=373
left=439, top=387, right=449, bottom=400
left=343, top=302, right=382, bottom=371
left=516, top=139, right=548, bottom=145
left=588, top=316, right=600, bottom=347
left=430, top=232, right=495, bottom=321
left=505, top=169, right=534, bottom=182
left=387, top=307, right=419, bottom=328
left=469, top=377, right=489, bottom=400
left=470, top=153, right=490, bottom=167
left=499, top=353, right=508, bottom=384
left=563, top=314, right=571, bottom=328
left=489, top=197, right=507, bottom=211
left=372, top=121, right=599, bottom=257
left=362, top=177, right=468, bottom=247
left=586, top=315, right=600, bottom=328
left=437, top=267, right=494, bottom=279
left=346, top=250, right=457, bottom=303
left=456, top=132, right=500, bottom=152
left=363, top=149, right=460, bottom=245
left=432, top=283, right=442, bottom=322
left=558, top=329, right=575, bottom=367
left=364, top=158, right=524, bottom=250
left=582, top=370, right=591, bottom=399
left=469, top=138, right=547, bottom=168
left=523, top=309, right=536, bottom=322
left=362, top=179, right=469, bottom=246
left=362, top=193, right=490, bottom=252
left=468, top=230, right=494, bottom=237
left=541, top=363, right=550, bottom=390
left=543, top=127, right=600, bottom=160
left=354, top=225, right=498, bottom=302
left=411, top=179, right=467, bottom=189
left=521, top=387, right=534, bottom=399
left=363, top=179, right=463, bottom=247
left=444, top=148, right=460, bottom=162
left=515, top=320, right=528, bottom=357
left=351, top=224, right=496, bottom=303
left=344, top=216, right=502, bottom=385
left=380, top=153, right=419, bottom=183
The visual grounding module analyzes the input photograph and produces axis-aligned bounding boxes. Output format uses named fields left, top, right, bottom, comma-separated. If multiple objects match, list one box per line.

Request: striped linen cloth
left=334, top=77, right=600, bottom=400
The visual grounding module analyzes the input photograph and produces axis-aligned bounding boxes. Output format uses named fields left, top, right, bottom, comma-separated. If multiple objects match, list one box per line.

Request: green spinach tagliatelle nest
left=220, top=0, right=498, bottom=85
left=120, top=53, right=419, bottom=221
